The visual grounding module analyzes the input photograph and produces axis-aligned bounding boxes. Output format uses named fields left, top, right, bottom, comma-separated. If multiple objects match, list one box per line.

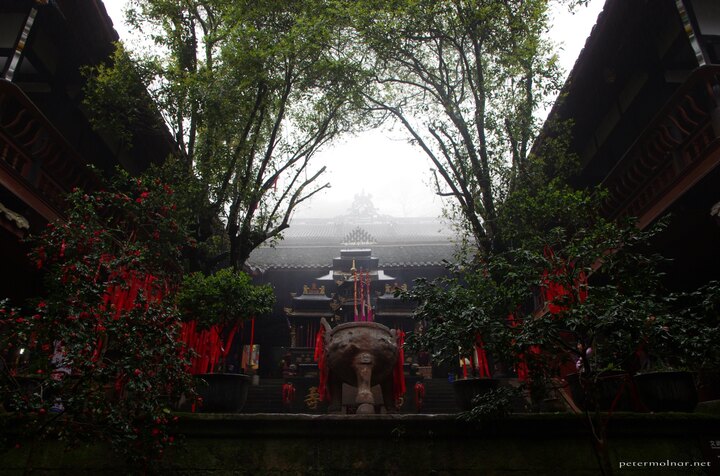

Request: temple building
left=0, top=0, right=174, bottom=302
left=538, top=0, right=720, bottom=290
left=246, top=193, right=456, bottom=378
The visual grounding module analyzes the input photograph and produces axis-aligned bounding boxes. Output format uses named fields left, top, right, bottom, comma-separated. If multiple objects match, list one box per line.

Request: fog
left=105, top=0, right=604, bottom=219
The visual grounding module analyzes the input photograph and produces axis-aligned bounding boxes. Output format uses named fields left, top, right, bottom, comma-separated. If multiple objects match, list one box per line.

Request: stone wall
left=2, top=413, right=719, bottom=475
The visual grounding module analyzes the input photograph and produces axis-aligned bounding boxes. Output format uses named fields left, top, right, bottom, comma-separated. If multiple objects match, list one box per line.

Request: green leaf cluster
left=82, top=43, right=161, bottom=150
left=176, top=268, right=274, bottom=329
left=406, top=173, right=720, bottom=389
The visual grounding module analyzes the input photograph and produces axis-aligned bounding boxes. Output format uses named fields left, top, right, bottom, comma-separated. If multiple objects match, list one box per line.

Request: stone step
left=240, top=378, right=461, bottom=414
left=415, top=379, right=459, bottom=414
left=241, top=379, right=284, bottom=413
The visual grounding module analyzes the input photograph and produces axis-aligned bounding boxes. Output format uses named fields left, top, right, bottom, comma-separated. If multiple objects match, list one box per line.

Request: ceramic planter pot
left=634, top=371, right=698, bottom=412
left=695, top=370, right=720, bottom=402
left=565, top=371, right=638, bottom=411
left=452, top=377, right=500, bottom=411
left=194, top=373, right=251, bottom=412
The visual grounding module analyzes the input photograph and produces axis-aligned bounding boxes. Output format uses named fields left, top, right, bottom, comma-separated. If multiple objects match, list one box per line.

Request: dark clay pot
left=452, top=378, right=500, bottom=411
left=195, top=373, right=251, bottom=412
left=634, top=371, right=698, bottom=412
left=566, top=372, right=637, bottom=411
left=696, top=370, right=720, bottom=402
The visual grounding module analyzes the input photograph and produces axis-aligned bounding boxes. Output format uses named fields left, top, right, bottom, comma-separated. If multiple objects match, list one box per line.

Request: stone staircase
left=241, top=378, right=460, bottom=414
left=240, top=379, right=284, bottom=413
left=414, top=378, right=458, bottom=414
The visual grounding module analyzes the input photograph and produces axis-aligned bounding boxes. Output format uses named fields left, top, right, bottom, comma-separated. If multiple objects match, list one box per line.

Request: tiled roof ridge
left=261, top=261, right=448, bottom=270
left=254, top=241, right=457, bottom=250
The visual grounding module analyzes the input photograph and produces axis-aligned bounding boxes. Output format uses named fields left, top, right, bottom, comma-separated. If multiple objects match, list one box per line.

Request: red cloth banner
left=393, top=330, right=406, bottom=403
left=282, top=382, right=296, bottom=405
left=179, top=321, right=243, bottom=375
left=542, top=247, right=588, bottom=315
left=414, top=381, right=425, bottom=412
left=314, top=326, right=330, bottom=401
left=474, top=334, right=491, bottom=378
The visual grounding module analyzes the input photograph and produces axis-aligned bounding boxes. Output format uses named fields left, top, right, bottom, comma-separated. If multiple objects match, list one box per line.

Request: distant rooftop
left=247, top=195, right=457, bottom=270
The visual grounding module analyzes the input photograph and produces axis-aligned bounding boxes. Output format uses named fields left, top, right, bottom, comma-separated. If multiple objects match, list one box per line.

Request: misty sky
left=105, top=0, right=604, bottom=219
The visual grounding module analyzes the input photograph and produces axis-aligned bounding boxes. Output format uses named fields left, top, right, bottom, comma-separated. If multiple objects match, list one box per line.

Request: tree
left=351, top=0, right=568, bottom=253
left=93, top=0, right=370, bottom=269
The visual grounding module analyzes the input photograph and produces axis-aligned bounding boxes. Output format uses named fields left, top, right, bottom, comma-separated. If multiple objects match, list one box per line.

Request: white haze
left=104, top=0, right=604, bottom=219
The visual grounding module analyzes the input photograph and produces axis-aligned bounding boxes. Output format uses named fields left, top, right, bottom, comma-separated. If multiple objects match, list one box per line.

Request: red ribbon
left=249, top=317, right=255, bottom=350
left=393, top=330, right=406, bottom=404
left=414, top=381, right=425, bottom=411
left=314, top=326, right=330, bottom=401
left=542, top=247, right=588, bottom=315
left=282, top=382, right=296, bottom=405
left=474, top=334, right=491, bottom=378
left=179, top=321, right=241, bottom=374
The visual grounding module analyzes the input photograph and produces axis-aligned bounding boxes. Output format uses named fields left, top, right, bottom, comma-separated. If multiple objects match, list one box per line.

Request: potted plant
left=518, top=222, right=676, bottom=414
left=403, top=267, right=522, bottom=413
left=632, top=368, right=697, bottom=412
left=632, top=281, right=720, bottom=411
left=176, top=268, right=274, bottom=412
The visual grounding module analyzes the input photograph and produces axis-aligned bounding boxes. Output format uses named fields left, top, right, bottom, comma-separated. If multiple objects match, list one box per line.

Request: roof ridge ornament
left=342, top=226, right=377, bottom=245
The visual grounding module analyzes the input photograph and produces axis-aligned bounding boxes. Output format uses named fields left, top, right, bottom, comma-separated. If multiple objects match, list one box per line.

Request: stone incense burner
left=320, top=318, right=400, bottom=414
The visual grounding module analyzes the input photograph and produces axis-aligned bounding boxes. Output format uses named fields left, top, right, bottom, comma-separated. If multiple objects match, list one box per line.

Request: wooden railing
left=0, top=80, right=97, bottom=221
left=601, top=65, right=720, bottom=228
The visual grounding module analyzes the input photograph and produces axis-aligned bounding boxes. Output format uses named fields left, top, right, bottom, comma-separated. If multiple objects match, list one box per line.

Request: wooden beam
left=0, top=160, right=61, bottom=222
left=637, top=140, right=720, bottom=229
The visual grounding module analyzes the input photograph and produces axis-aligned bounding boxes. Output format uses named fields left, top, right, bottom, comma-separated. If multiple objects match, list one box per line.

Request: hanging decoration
left=179, top=321, right=242, bottom=375
left=541, top=246, right=588, bottom=315
left=282, top=382, right=296, bottom=406
left=392, top=329, right=406, bottom=405
left=474, top=334, right=491, bottom=378
left=352, top=259, right=358, bottom=320
left=313, top=325, right=330, bottom=401
left=360, top=267, right=365, bottom=321
left=366, top=271, right=373, bottom=322
left=414, top=380, right=425, bottom=412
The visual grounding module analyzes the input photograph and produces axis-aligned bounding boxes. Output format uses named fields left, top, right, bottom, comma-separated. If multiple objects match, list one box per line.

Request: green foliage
left=505, top=219, right=671, bottom=375
left=351, top=0, right=565, bottom=252
left=82, top=43, right=161, bottom=150
left=459, top=386, right=524, bottom=423
left=405, top=179, right=669, bottom=376
left=0, top=171, right=194, bottom=467
left=404, top=272, right=521, bottom=370
left=143, top=156, right=227, bottom=272
left=406, top=170, right=720, bottom=409
left=121, top=0, right=374, bottom=269
left=176, top=268, right=274, bottom=329
left=653, top=281, right=720, bottom=370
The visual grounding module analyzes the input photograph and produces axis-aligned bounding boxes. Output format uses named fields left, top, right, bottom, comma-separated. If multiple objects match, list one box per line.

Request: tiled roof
left=248, top=243, right=455, bottom=269
left=279, top=217, right=453, bottom=242
left=248, top=217, right=457, bottom=270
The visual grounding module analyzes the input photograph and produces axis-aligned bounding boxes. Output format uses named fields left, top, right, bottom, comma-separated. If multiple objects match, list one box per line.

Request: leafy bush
left=0, top=171, right=194, bottom=467
left=175, top=269, right=274, bottom=374
left=176, top=268, right=274, bottom=330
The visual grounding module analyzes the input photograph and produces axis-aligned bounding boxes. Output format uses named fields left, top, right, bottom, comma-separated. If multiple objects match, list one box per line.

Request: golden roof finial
left=350, top=259, right=356, bottom=272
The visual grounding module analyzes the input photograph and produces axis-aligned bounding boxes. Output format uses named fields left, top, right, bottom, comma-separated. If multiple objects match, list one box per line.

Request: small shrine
left=283, top=249, right=417, bottom=375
